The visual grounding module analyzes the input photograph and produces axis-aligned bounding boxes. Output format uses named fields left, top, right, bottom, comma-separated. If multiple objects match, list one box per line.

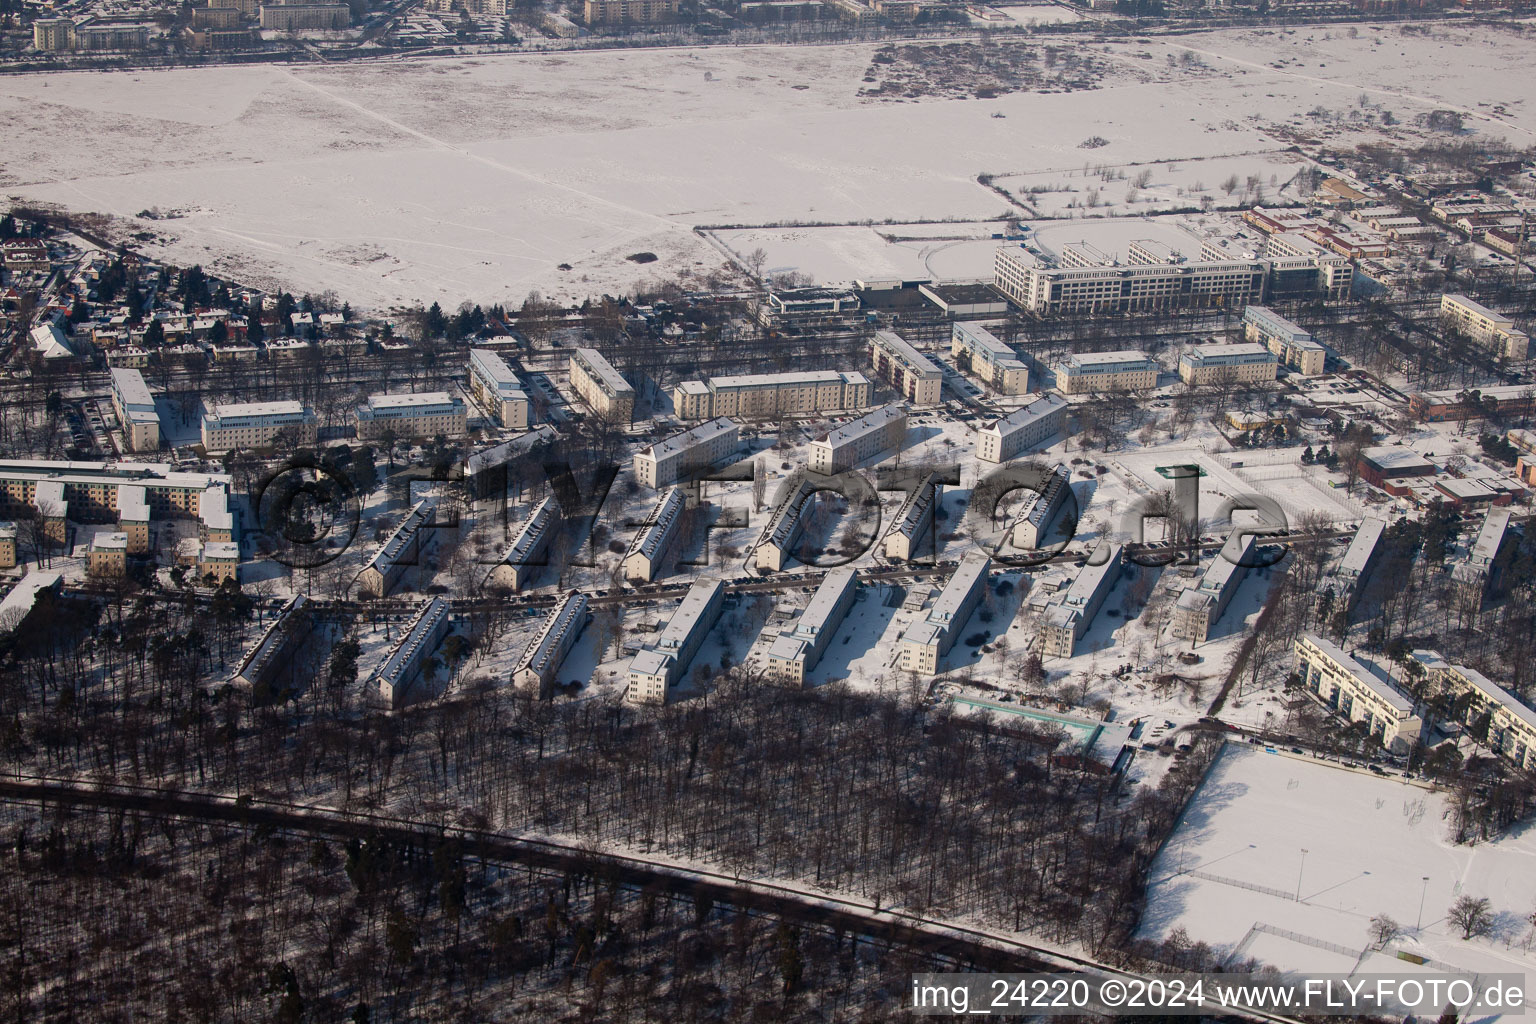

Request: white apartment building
left=808, top=403, right=908, bottom=474
left=766, top=568, right=859, bottom=686
left=1055, top=351, right=1159, bottom=395
left=569, top=348, right=635, bottom=422
left=1295, top=633, right=1421, bottom=753
left=868, top=331, right=943, bottom=407
left=622, top=486, right=685, bottom=583
left=995, top=245, right=1267, bottom=315
left=899, top=553, right=990, bottom=674
left=486, top=495, right=560, bottom=592
left=634, top=417, right=741, bottom=488
left=201, top=401, right=317, bottom=452
left=468, top=349, right=531, bottom=429
left=951, top=321, right=1029, bottom=395
left=1440, top=294, right=1530, bottom=362
left=357, top=499, right=439, bottom=598
left=1040, top=544, right=1123, bottom=658
left=1009, top=464, right=1070, bottom=551
left=1177, top=343, right=1279, bottom=386
left=512, top=592, right=591, bottom=699
left=1243, top=306, right=1326, bottom=375
left=975, top=394, right=1068, bottom=463
left=371, top=598, right=453, bottom=709
left=1413, top=652, right=1536, bottom=771
left=672, top=370, right=871, bottom=421
left=883, top=472, right=937, bottom=561
left=626, top=579, right=726, bottom=705
left=109, top=368, right=161, bottom=453
left=355, top=392, right=467, bottom=441
left=1171, top=533, right=1257, bottom=644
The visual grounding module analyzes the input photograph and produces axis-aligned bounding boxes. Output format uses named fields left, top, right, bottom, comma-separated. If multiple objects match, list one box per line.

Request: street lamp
left=1296, top=849, right=1309, bottom=902
left=1417, top=876, right=1430, bottom=933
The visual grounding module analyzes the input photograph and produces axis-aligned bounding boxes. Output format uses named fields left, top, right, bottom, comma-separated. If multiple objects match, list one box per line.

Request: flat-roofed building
left=995, top=244, right=1268, bottom=315
left=0, top=572, right=62, bottom=635
left=1058, top=240, right=1116, bottom=268
left=33, top=481, right=67, bottom=543
left=200, top=545, right=241, bottom=587
left=626, top=579, right=726, bottom=705
left=1040, top=544, right=1123, bottom=658
left=1056, top=351, right=1158, bottom=394
left=1243, top=306, right=1326, bottom=375
left=1324, top=516, right=1386, bottom=615
left=513, top=593, right=591, bottom=698
left=116, top=485, right=151, bottom=554
left=622, top=486, right=685, bottom=583
left=110, top=368, right=161, bottom=453
left=357, top=499, right=438, bottom=598
left=976, top=394, right=1068, bottom=463
left=766, top=568, right=858, bottom=685
left=486, top=495, right=560, bottom=592
left=232, top=595, right=314, bottom=692
left=0, top=459, right=230, bottom=533
left=883, top=472, right=937, bottom=561
left=1178, top=343, right=1279, bottom=386
left=1009, top=464, right=1070, bottom=551
left=868, top=331, right=943, bottom=406
left=88, top=532, right=128, bottom=578
left=355, top=392, right=466, bottom=441
left=569, top=348, right=635, bottom=422
left=1357, top=446, right=1436, bottom=492
left=899, top=552, right=990, bottom=674
left=1171, top=533, right=1257, bottom=644
left=75, top=23, right=151, bottom=48
left=671, top=370, right=870, bottom=421
left=634, top=418, right=741, bottom=488
left=951, top=322, right=1028, bottom=395
left=259, top=3, right=349, bottom=29
left=808, top=403, right=907, bottom=474
left=371, top=598, right=452, bottom=709
left=918, top=282, right=1009, bottom=317
left=584, top=0, right=679, bottom=22
left=1414, top=652, right=1536, bottom=771
left=757, top=288, right=859, bottom=326
left=1295, top=633, right=1421, bottom=753
left=0, top=523, right=15, bottom=570
left=1451, top=507, right=1518, bottom=607
left=468, top=349, right=531, bottom=429
left=1410, top=384, right=1536, bottom=423
left=33, top=18, right=74, bottom=50
left=199, top=485, right=235, bottom=543
left=1440, top=294, right=1529, bottom=362
left=201, top=401, right=318, bottom=452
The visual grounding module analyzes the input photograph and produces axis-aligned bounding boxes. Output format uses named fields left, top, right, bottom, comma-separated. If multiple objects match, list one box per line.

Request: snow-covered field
left=4, top=23, right=1534, bottom=309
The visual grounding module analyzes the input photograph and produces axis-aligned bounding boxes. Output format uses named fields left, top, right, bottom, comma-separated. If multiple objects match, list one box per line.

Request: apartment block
left=1040, top=544, right=1123, bottom=658
left=1242, top=305, right=1326, bottom=375
left=1056, top=351, right=1159, bottom=394
left=569, top=348, right=635, bottom=422
left=88, top=532, right=128, bottom=578
left=355, top=392, right=467, bottom=441
left=357, top=499, right=439, bottom=599
left=259, top=4, right=349, bottom=29
left=899, top=553, right=990, bottom=674
left=671, top=370, right=870, bottom=421
left=883, top=472, right=937, bottom=561
left=371, top=598, right=452, bottom=709
left=951, top=321, right=1029, bottom=395
left=622, top=486, right=685, bottom=583
left=868, top=331, right=943, bottom=407
left=231, top=595, right=314, bottom=692
left=1177, top=343, right=1279, bottom=386
left=1294, top=633, right=1421, bottom=753
left=808, top=403, right=907, bottom=474
left=512, top=593, right=591, bottom=699
left=0, top=524, right=15, bottom=570
left=196, top=541, right=240, bottom=584
left=584, top=0, right=679, bottom=22
left=1440, top=294, right=1530, bottom=362
left=756, top=476, right=814, bottom=572
left=486, top=495, right=560, bottom=592
left=1413, top=652, right=1536, bottom=771
left=626, top=579, right=726, bottom=705
left=975, top=394, right=1068, bottom=463
left=109, top=368, right=161, bottom=453
left=468, top=349, right=531, bottom=430
left=33, top=18, right=74, bottom=49
left=75, top=23, right=151, bottom=49
left=1171, top=533, right=1257, bottom=644
left=766, top=568, right=858, bottom=685
left=1324, top=516, right=1386, bottom=615
left=1009, top=464, right=1070, bottom=551
left=201, top=401, right=317, bottom=452
left=116, top=485, right=151, bottom=554
left=1451, top=508, right=1519, bottom=608
left=634, top=417, right=741, bottom=488
left=0, top=459, right=231, bottom=533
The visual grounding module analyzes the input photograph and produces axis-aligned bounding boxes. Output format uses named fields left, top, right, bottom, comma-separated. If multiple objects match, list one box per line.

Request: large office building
left=231, top=595, right=315, bottom=693
left=1171, top=533, right=1257, bottom=644
left=357, top=499, right=439, bottom=598
left=355, top=392, right=467, bottom=441
left=868, top=331, right=943, bottom=407
left=622, top=486, right=686, bottom=583
left=1439, top=294, right=1530, bottom=362
left=569, top=348, right=635, bottom=422
left=995, top=245, right=1266, bottom=315
left=975, top=394, right=1068, bottom=463
left=1177, top=343, right=1279, bottom=386
left=899, top=553, right=990, bottom=675
left=626, top=579, right=726, bottom=705
left=1055, top=351, right=1159, bottom=394
left=883, top=472, right=937, bottom=561
left=201, top=401, right=317, bottom=452
left=1413, top=652, right=1536, bottom=771
left=766, top=568, right=859, bottom=686
left=807, top=403, right=907, bottom=474
left=486, top=496, right=561, bottom=592
left=512, top=592, right=591, bottom=699
left=1295, top=634, right=1421, bottom=753
left=634, top=418, right=741, bottom=488
left=950, top=322, right=1029, bottom=395
left=109, top=368, right=161, bottom=453
left=672, top=370, right=871, bottom=421
left=468, top=349, right=531, bottom=430
left=1040, top=544, right=1124, bottom=658
left=1243, top=306, right=1327, bottom=375
left=1009, top=464, right=1071, bottom=551
left=370, top=598, right=453, bottom=709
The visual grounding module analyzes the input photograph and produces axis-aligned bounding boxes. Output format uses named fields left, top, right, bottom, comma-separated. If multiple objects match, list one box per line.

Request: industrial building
left=626, top=579, right=726, bottom=705
left=899, top=553, right=990, bottom=674
left=807, top=403, right=907, bottom=474
left=468, top=349, right=531, bottom=430
left=975, top=394, right=1068, bottom=463
left=569, top=348, right=635, bottom=422
left=672, top=370, right=871, bottom=421
left=634, top=418, right=741, bottom=488
left=950, top=321, right=1028, bottom=395
left=766, top=568, right=858, bottom=685
left=355, top=392, right=467, bottom=441
left=867, top=331, right=943, bottom=406
left=512, top=593, right=591, bottom=698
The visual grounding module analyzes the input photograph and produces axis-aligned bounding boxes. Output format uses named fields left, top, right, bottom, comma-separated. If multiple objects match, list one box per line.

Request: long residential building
left=0, top=459, right=232, bottom=531
left=468, top=349, right=531, bottom=429
left=569, top=348, right=635, bottom=422
left=1295, top=633, right=1421, bottom=753
left=1040, top=543, right=1123, bottom=658
left=1170, top=533, right=1257, bottom=644
left=766, top=568, right=859, bottom=685
left=756, top=475, right=815, bottom=572
left=1440, top=294, right=1529, bottom=362
left=583, top=0, right=679, bottom=23
left=672, top=370, right=871, bottom=421
left=1413, top=652, right=1536, bottom=771
left=1055, top=351, right=1159, bottom=394
left=355, top=392, right=467, bottom=441
left=1450, top=507, right=1518, bottom=607
left=1009, top=464, right=1071, bottom=551
left=807, top=403, right=907, bottom=474
left=109, top=368, right=161, bottom=453
left=201, top=401, right=317, bottom=451
left=357, top=499, right=439, bottom=598
left=627, top=579, right=726, bottom=705
left=231, top=595, right=314, bottom=694
left=370, top=598, right=453, bottom=709
left=1243, top=305, right=1326, bottom=375
left=976, top=394, right=1068, bottom=463
left=883, top=472, right=937, bottom=561
left=486, top=495, right=560, bottom=591
left=1323, top=516, right=1387, bottom=615
left=1177, top=343, right=1278, bottom=386
left=951, top=321, right=1029, bottom=394
left=512, top=592, right=591, bottom=699
left=1409, top=384, right=1536, bottom=422
left=868, top=331, right=943, bottom=406
left=899, top=552, right=990, bottom=674
left=622, top=486, right=686, bottom=583
left=634, top=417, right=741, bottom=488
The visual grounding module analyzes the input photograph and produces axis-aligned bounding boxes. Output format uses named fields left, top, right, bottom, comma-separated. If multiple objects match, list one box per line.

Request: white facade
left=371, top=598, right=453, bottom=709
left=976, top=394, right=1068, bottom=463
left=487, top=496, right=561, bottom=591
left=899, top=553, right=990, bottom=674
left=634, top=418, right=741, bottom=488
left=626, top=579, right=726, bottom=705
left=356, top=392, right=467, bottom=440
left=1295, top=634, right=1420, bottom=753
left=357, top=499, right=439, bottom=598
left=200, top=401, right=317, bottom=451
left=868, top=331, right=943, bottom=406
left=807, top=403, right=907, bottom=474
left=569, top=348, right=635, bottom=421
left=951, top=321, right=1029, bottom=394
left=766, top=568, right=858, bottom=685
left=109, top=368, right=161, bottom=453
left=622, top=486, right=686, bottom=582
left=1056, top=351, right=1159, bottom=394
left=468, top=349, right=531, bottom=429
